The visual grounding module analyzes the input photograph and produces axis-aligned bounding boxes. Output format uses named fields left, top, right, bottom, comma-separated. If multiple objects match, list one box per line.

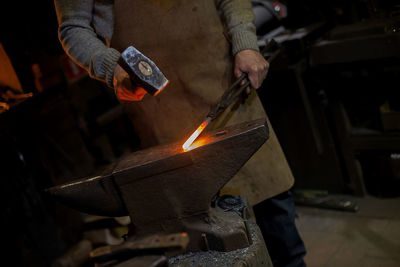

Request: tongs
left=207, top=39, right=280, bottom=121
left=182, top=39, right=281, bottom=150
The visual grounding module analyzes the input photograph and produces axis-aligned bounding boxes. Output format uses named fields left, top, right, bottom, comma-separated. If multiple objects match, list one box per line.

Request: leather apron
left=111, top=0, right=294, bottom=205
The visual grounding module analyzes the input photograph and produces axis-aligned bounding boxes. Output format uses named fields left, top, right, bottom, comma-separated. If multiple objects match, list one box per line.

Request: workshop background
left=0, top=0, right=399, bottom=266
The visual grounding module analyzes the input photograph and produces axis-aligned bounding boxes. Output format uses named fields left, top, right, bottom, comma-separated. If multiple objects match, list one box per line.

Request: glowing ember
left=185, top=139, right=208, bottom=151
left=182, top=117, right=211, bottom=151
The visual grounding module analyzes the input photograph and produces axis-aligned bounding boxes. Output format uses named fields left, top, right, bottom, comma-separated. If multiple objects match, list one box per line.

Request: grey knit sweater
left=54, top=0, right=259, bottom=88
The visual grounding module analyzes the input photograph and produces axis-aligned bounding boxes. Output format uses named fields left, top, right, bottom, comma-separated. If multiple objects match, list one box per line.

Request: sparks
left=182, top=117, right=211, bottom=151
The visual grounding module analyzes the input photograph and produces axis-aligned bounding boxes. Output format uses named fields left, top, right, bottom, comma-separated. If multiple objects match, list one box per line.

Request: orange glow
left=182, top=118, right=211, bottom=151
left=185, top=138, right=209, bottom=151
left=153, top=80, right=170, bottom=96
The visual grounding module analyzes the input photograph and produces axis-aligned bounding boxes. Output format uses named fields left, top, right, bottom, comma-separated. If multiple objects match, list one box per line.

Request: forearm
left=54, top=0, right=120, bottom=87
left=216, top=0, right=259, bottom=55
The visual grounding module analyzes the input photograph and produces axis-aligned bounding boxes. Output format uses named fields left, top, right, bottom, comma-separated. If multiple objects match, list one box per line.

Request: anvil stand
left=47, top=119, right=272, bottom=266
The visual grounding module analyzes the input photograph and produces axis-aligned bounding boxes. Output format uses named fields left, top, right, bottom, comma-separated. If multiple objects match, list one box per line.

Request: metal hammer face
left=119, top=46, right=169, bottom=96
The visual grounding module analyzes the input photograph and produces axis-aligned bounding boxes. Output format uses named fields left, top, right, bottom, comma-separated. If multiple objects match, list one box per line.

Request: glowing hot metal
left=182, top=117, right=212, bottom=151
left=181, top=40, right=280, bottom=152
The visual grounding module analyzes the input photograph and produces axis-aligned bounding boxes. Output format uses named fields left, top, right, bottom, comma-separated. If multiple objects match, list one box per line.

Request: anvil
left=47, top=118, right=269, bottom=252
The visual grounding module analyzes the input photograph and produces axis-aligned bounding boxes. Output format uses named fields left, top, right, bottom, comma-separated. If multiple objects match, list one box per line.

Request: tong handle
left=207, top=39, right=280, bottom=120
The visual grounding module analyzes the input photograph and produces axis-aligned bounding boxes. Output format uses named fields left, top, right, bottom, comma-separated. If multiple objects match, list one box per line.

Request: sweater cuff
left=102, top=48, right=121, bottom=88
left=232, top=31, right=260, bottom=55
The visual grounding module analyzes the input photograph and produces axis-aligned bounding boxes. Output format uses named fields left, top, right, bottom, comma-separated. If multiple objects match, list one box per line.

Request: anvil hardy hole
left=213, top=130, right=228, bottom=137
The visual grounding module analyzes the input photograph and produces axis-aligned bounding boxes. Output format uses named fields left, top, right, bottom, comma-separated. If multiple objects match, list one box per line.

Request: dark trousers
left=253, top=191, right=307, bottom=267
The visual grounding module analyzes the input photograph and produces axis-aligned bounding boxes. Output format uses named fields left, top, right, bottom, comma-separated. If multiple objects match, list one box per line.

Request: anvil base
left=128, top=206, right=250, bottom=252
left=168, top=220, right=272, bottom=267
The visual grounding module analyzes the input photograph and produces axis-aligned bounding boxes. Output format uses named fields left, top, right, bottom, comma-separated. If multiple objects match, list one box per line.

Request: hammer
left=118, top=46, right=169, bottom=96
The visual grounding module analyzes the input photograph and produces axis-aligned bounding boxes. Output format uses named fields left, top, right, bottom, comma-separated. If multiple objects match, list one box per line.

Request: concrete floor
left=294, top=196, right=400, bottom=267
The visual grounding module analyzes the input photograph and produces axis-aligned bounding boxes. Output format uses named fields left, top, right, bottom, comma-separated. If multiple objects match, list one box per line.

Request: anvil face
left=47, top=118, right=269, bottom=242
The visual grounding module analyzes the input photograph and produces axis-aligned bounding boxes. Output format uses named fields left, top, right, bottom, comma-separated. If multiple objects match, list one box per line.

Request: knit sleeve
left=216, top=0, right=259, bottom=55
left=54, top=0, right=120, bottom=88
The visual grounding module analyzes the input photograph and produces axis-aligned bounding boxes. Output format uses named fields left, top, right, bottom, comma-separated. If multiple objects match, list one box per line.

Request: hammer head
left=119, top=46, right=169, bottom=96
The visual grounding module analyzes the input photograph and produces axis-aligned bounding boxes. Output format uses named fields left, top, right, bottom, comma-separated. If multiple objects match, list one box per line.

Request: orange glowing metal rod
left=182, top=117, right=212, bottom=151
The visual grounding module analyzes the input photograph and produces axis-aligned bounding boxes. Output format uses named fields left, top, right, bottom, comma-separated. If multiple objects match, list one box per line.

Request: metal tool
left=208, top=40, right=279, bottom=120
left=119, top=46, right=169, bottom=96
left=90, top=233, right=189, bottom=263
left=47, top=118, right=269, bottom=253
left=182, top=39, right=280, bottom=151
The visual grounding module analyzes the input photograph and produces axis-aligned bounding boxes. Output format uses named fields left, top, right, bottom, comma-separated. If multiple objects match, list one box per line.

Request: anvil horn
left=46, top=163, right=128, bottom=217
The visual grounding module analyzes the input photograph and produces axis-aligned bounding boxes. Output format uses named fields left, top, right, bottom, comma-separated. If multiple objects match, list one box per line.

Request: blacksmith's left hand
left=234, top=49, right=269, bottom=93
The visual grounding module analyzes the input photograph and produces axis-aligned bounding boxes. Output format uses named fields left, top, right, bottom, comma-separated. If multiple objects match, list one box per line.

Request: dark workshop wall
left=258, top=0, right=400, bottom=197
left=0, top=2, right=139, bottom=266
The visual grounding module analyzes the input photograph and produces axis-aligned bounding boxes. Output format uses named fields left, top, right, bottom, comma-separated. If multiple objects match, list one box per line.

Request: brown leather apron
left=111, top=0, right=294, bottom=205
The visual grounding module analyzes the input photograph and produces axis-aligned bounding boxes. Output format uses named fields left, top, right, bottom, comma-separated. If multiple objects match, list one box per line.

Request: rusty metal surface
left=90, top=219, right=271, bottom=267
left=45, top=163, right=126, bottom=217
left=47, top=118, right=268, bottom=216
left=47, top=118, right=269, bottom=252
left=168, top=220, right=272, bottom=267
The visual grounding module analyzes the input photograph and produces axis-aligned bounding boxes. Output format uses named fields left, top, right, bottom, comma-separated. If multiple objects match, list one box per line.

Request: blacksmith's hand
left=234, top=49, right=269, bottom=93
left=113, top=64, right=147, bottom=101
